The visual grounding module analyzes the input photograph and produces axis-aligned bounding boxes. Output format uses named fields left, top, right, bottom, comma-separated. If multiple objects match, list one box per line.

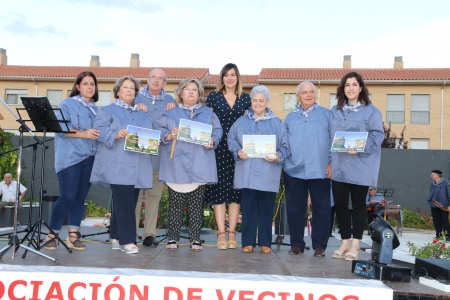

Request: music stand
left=0, top=97, right=56, bottom=260
left=16, top=97, right=72, bottom=261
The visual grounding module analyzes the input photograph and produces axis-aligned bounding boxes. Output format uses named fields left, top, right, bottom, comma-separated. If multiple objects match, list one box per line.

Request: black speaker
left=415, top=257, right=450, bottom=281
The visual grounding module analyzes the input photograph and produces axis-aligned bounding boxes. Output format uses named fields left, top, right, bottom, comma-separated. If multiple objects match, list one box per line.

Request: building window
left=97, top=91, right=112, bottom=107
left=5, top=89, right=27, bottom=105
left=411, top=94, right=430, bottom=124
left=386, top=94, right=405, bottom=123
left=409, top=138, right=429, bottom=149
left=283, top=93, right=297, bottom=111
left=47, top=90, right=63, bottom=107
left=329, top=93, right=337, bottom=109
left=166, top=91, right=175, bottom=99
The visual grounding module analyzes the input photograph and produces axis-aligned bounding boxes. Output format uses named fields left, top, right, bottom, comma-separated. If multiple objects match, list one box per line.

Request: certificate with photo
left=124, top=125, right=161, bottom=155
left=331, top=131, right=368, bottom=152
left=242, top=135, right=277, bottom=158
left=177, top=118, right=212, bottom=147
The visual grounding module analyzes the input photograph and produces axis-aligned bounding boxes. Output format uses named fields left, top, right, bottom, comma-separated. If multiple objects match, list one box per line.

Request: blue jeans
left=49, top=156, right=95, bottom=231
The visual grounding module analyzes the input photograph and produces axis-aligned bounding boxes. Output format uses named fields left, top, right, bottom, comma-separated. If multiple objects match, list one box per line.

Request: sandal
left=166, top=240, right=178, bottom=251
left=332, top=240, right=350, bottom=259
left=261, top=246, right=271, bottom=254
left=242, top=246, right=253, bottom=253
left=345, top=246, right=359, bottom=261
left=191, top=241, right=202, bottom=252
left=121, top=243, right=139, bottom=254
left=44, top=234, right=58, bottom=250
left=227, top=231, right=237, bottom=249
left=217, top=232, right=227, bottom=250
left=111, top=239, right=121, bottom=250
left=66, top=232, right=86, bottom=251
left=332, top=249, right=347, bottom=259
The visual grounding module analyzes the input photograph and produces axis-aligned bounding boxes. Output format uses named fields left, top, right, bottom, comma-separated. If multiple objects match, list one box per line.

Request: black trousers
left=431, top=207, right=450, bottom=238
left=332, top=180, right=368, bottom=240
left=110, top=185, right=140, bottom=245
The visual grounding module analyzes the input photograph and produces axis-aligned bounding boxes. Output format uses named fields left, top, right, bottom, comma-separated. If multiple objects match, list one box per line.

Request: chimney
left=130, top=53, right=140, bottom=67
left=394, top=56, right=403, bottom=69
left=343, top=55, right=351, bottom=69
left=90, top=55, right=100, bottom=67
left=0, top=48, right=7, bottom=65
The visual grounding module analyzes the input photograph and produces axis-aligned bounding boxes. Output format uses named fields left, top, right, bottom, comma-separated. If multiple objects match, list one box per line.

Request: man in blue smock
left=134, top=68, right=174, bottom=247
left=283, top=81, right=332, bottom=257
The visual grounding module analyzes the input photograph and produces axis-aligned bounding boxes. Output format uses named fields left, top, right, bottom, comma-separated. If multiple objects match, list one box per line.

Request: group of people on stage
left=40, top=63, right=388, bottom=259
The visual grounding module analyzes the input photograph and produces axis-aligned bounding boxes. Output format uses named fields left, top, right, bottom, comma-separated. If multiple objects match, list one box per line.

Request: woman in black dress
left=205, top=63, right=251, bottom=249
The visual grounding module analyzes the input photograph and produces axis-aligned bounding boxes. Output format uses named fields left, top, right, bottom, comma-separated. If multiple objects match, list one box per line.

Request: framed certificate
left=242, top=135, right=277, bottom=158
left=331, top=131, right=368, bottom=152
left=177, top=118, right=213, bottom=147
left=124, top=125, right=161, bottom=155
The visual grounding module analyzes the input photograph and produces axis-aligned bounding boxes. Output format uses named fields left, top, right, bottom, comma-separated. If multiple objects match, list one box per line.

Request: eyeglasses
left=183, top=88, right=198, bottom=93
left=151, top=75, right=164, bottom=82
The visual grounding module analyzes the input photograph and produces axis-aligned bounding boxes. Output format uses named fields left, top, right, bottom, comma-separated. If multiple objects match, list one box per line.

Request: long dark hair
left=69, top=71, right=99, bottom=102
left=216, top=63, right=243, bottom=97
left=336, top=72, right=370, bottom=110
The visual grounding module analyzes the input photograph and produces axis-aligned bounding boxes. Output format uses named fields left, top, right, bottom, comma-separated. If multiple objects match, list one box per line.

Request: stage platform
left=0, top=224, right=448, bottom=299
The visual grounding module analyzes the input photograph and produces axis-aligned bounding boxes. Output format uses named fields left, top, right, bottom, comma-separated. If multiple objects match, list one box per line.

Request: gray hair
left=296, top=81, right=316, bottom=95
left=148, top=68, right=167, bottom=82
left=174, top=78, right=205, bottom=105
left=3, top=173, right=12, bottom=178
left=250, top=85, right=270, bottom=101
left=113, top=76, right=140, bottom=99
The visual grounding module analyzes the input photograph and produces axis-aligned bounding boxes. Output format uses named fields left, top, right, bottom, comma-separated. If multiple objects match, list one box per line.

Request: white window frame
left=409, top=138, right=429, bottom=149
left=410, top=94, right=430, bottom=124
left=47, top=90, right=63, bottom=107
left=97, top=90, right=112, bottom=107
left=386, top=94, right=405, bottom=123
left=5, top=89, right=28, bottom=105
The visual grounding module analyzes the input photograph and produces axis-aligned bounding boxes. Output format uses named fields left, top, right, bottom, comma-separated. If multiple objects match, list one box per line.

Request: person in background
left=157, top=78, right=223, bottom=252
left=366, top=186, right=385, bottom=232
left=90, top=76, right=154, bottom=254
left=45, top=71, right=99, bottom=251
left=330, top=71, right=384, bottom=261
left=427, top=170, right=450, bottom=239
left=228, top=85, right=289, bottom=254
left=0, top=173, right=27, bottom=225
left=134, top=68, right=175, bottom=247
left=283, top=81, right=332, bottom=257
left=205, top=63, right=251, bottom=249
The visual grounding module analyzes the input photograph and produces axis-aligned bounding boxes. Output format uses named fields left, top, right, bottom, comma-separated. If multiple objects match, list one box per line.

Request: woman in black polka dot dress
left=205, top=63, right=251, bottom=249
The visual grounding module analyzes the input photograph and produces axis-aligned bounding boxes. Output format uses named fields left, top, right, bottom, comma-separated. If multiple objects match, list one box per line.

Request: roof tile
left=259, top=68, right=450, bottom=81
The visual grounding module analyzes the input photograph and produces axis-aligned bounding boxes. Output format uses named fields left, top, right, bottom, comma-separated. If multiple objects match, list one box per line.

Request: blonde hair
left=174, top=78, right=205, bottom=105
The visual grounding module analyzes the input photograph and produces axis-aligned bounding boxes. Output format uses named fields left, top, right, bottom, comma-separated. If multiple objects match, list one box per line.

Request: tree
left=0, top=128, right=19, bottom=177
left=382, top=122, right=408, bottom=149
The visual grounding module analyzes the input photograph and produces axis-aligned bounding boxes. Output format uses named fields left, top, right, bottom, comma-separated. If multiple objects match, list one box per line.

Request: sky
left=1, top=0, right=450, bottom=75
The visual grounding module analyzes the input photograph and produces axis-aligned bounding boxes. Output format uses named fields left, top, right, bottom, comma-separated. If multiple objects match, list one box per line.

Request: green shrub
left=402, top=208, right=433, bottom=229
left=85, top=200, right=108, bottom=217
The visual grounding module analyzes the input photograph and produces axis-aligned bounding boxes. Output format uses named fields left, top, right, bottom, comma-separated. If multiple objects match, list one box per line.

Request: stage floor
left=0, top=225, right=447, bottom=299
